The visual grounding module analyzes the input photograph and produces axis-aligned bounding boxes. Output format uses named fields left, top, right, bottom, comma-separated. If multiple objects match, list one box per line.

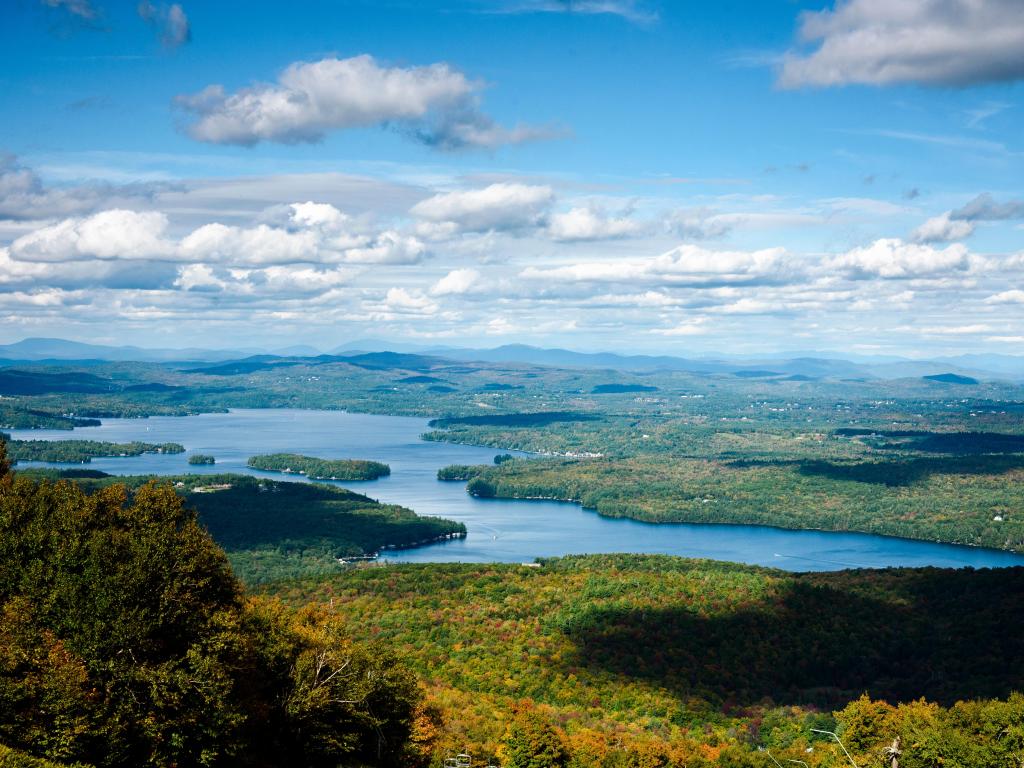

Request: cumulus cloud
left=381, top=287, right=439, bottom=315
left=779, top=0, right=1024, bottom=88
left=179, top=223, right=319, bottom=265
left=138, top=2, right=190, bottom=48
left=911, top=193, right=1024, bottom=242
left=411, top=183, right=554, bottom=232
left=830, top=238, right=972, bottom=278
left=286, top=200, right=350, bottom=231
left=342, top=231, right=426, bottom=264
left=178, top=55, right=549, bottom=150
left=911, top=213, right=976, bottom=243
left=547, top=206, right=641, bottom=241
left=174, top=263, right=226, bottom=291
left=985, top=289, right=1024, bottom=304
left=431, top=268, right=482, bottom=295
left=10, top=210, right=175, bottom=262
left=8, top=202, right=425, bottom=269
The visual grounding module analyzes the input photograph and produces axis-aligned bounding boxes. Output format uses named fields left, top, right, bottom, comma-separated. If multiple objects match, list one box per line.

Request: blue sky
left=1, top=0, right=1023, bottom=356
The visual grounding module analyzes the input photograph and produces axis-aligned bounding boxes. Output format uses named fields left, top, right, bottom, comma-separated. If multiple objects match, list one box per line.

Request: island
left=247, top=453, right=390, bottom=481
left=3, top=438, right=185, bottom=464
left=188, top=453, right=216, bottom=465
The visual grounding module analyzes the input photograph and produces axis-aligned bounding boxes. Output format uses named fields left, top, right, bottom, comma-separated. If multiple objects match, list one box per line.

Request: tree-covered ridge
left=0, top=448, right=428, bottom=768
left=247, top=453, right=390, bottom=480
left=268, top=555, right=1024, bottom=767
left=26, top=471, right=465, bottom=585
left=2, top=438, right=184, bottom=464
left=460, top=454, right=1024, bottom=550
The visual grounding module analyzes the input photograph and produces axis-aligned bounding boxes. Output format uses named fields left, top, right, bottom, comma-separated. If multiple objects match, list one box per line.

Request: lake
left=11, top=408, right=1024, bottom=571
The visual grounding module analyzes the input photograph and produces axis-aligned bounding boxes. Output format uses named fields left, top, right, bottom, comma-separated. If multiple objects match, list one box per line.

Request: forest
left=247, top=453, right=391, bottom=481
left=267, top=554, right=1024, bottom=767
left=0, top=448, right=430, bottom=768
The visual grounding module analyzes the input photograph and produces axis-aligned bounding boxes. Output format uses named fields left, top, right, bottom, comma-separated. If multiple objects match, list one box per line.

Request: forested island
left=188, top=453, right=216, bottom=465
left=247, top=453, right=390, bottom=481
left=2, top=438, right=185, bottom=464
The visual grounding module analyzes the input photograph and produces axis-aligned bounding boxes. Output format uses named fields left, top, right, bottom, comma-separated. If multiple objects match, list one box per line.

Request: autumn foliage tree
left=0, top=442, right=422, bottom=767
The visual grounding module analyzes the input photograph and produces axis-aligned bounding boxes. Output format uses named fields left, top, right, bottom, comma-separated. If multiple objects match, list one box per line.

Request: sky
left=1, top=0, right=1023, bottom=357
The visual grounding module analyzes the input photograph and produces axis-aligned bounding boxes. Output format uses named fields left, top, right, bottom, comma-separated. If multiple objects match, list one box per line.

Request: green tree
left=501, top=705, right=569, bottom=768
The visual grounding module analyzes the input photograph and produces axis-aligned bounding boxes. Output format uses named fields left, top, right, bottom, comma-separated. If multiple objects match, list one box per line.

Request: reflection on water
left=12, top=408, right=1024, bottom=572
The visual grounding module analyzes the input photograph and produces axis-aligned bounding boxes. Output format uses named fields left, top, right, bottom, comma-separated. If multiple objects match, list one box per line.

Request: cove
left=10, top=408, right=1024, bottom=572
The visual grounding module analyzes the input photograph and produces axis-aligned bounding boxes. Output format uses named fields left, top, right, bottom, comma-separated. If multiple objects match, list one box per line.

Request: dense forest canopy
left=269, top=554, right=1024, bottom=767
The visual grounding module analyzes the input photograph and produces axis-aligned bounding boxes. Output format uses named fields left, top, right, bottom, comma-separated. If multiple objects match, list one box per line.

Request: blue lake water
left=11, top=408, right=1024, bottom=571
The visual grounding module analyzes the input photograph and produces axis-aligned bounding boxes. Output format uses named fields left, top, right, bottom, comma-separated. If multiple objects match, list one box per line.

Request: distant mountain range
left=1, top=337, right=1022, bottom=382
left=0, top=338, right=315, bottom=364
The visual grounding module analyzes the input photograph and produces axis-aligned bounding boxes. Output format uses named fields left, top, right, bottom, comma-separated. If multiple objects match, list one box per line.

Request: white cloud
left=178, top=55, right=549, bottom=150
left=251, top=265, right=355, bottom=293
left=288, top=201, right=350, bottom=231
left=829, top=238, right=972, bottom=278
left=522, top=244, right=790, bottom=286
left=780, top=0, right=1024, bottom=88
left=911, top=213, right=976, bottom=243
left=914, top=324, right=993, bottom=335
left=547, top=207, right=641, bottom=241
left=381, top=287, right=438, bottom=315
left=180, top=222, right=319, bottom=265
left=431, top=268, right=482, bottom=295
left=6, top=202, right=425, bottom=269
left=342, top=231, right=426, bottom=264
left=411, top=183, right=554, bottom=232
left=650, top=318, right=708, bottom=336
left=985, top=289, right=1024, bottom=304
left=174, top=263, right=226, bottom=291
left=10, top=210, right=175, bottom=262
